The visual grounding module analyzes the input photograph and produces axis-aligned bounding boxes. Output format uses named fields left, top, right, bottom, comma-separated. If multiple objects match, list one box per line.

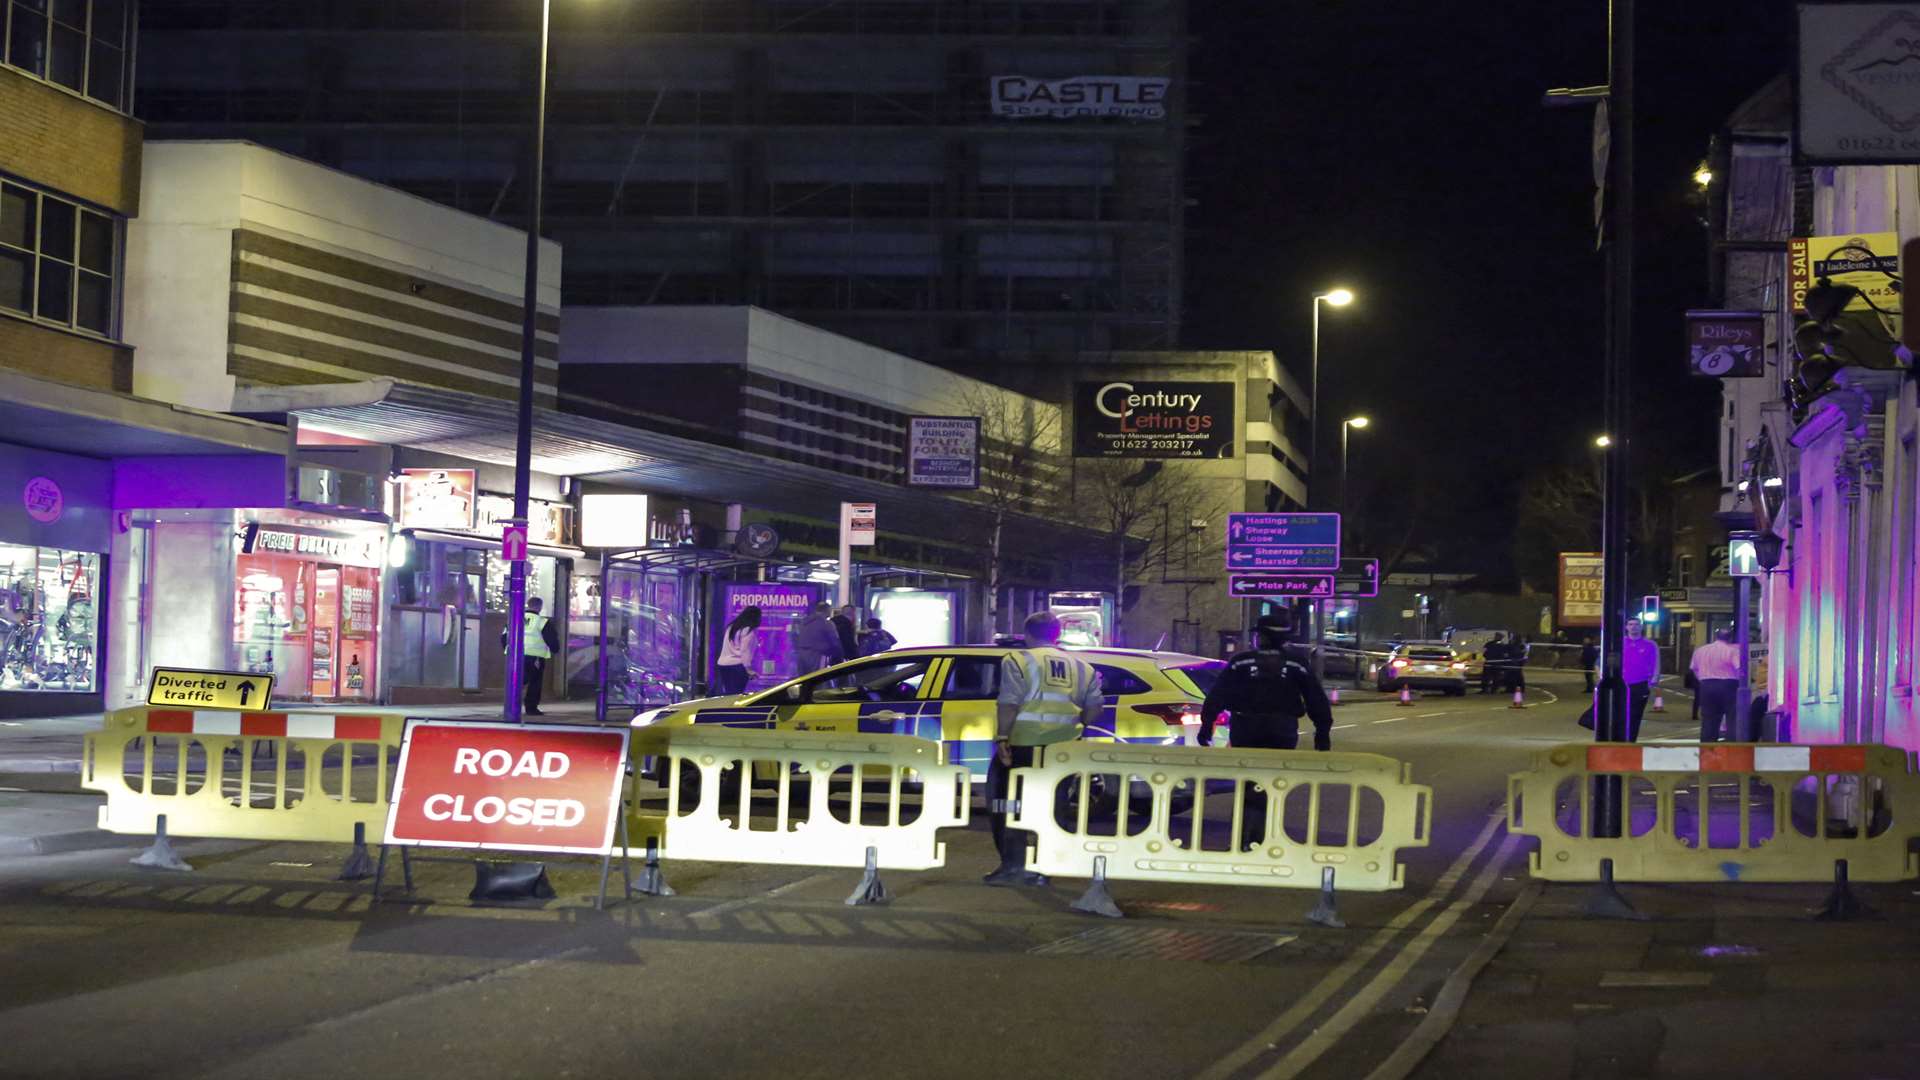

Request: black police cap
left=1255, top=613, right=1294, bottom=636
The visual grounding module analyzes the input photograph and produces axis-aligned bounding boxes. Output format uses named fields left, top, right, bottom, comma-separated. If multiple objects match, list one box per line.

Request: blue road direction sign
left=1227, top=544, right=1339, bottom=571
left=1225, top=512, right=1341, bottom=548
left=1229, top=574, right=1336, bottom=600
left=1335, top=558, right=1380, bottom=598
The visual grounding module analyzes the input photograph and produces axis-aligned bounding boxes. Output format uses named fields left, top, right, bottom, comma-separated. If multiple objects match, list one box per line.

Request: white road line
left=1197, top=813, right=1509, bottom=1080
left=1258, top=834, right=1522, bottom=1079
left=1332, top=724, right=1360, bottom=730
left=1372, top=717, right=1404, bottom=724
left=688, top=873, right=834, bottom=919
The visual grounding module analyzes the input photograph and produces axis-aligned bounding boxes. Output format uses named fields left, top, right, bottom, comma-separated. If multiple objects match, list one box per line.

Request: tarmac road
left=0, top=673, right=1915, bottom=1079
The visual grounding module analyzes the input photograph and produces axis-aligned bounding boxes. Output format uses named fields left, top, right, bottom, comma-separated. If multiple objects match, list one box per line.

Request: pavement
left=0, top=674, right=1916, bottom=1078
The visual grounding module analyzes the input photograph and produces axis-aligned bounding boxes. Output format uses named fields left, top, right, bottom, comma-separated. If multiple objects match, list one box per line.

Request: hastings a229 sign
left=1073, top=380, right=1235, bottom=459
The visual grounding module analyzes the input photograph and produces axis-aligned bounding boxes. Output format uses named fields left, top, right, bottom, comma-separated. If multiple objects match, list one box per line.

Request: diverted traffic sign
left=1230, top=574, right=1335, bottom=599
left=147, top=667, right=273, bottom=711
left=1226, top=544, right=1339, bottom=571
left=1226, top=512, right=1340, bottom=547
left=1335, top=558, right=1380, bottom=598
left=385, top=722, right=629, bottom=855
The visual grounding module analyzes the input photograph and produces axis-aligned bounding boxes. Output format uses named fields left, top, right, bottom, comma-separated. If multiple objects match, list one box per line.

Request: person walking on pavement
left=1621, top=618, right=1660, bottom=741
left=713, top=606, right=761, bottom=695
left=1581, top=636, right=1599, bottom=693
left=793, top=602, right=845, bottom=673
left=985, top=610, right=1104, bottom=887
left=1506, top=635, right=1530, bottom=694
left=1480, top=633, right=1507, bottom=694
left=831, top=604, right=860, bottom=665
left=1689, top=627, right=1743, bottom=742
left=858, top=617, right=896, bottom=656
left=1198, top=612, right=1334, bottom=848
left=499, top=596, right=560, bottom=716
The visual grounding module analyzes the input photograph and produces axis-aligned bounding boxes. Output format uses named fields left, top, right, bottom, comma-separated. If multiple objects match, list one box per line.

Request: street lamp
left=504, top=0, right=555, bottom=724
left=1310, top=288, right=1356, bottom=508
left=1593, top=434, right=1613, bottom=449
left=1340, top=415, right=1370, bottom=517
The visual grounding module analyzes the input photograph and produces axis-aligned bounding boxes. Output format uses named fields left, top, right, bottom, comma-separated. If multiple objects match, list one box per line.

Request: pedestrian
left=986, top=610, right=1104, bottom=887
left=1683, top=667, right=1701, bottom=724
left=1689, top=627, right=1742, bottom=742
left=498, top=596, right=560, bottom=716
left=1621, top=618, right=1660, bottom=741
left=1580, top=636, right=1599, bottom=694
left=831, top=604, right=860, bottom=664
left=858, top=616, right=896, bottom=656
left=1506, top=635, right=1530, bottom=694
left=713, top=606, right=761, bottom=695
left=1480, top=633, right=1506, bottom=694
left=792, top=601, right=844, bottom=673
left=1199, top=612, right=1334, bottom=848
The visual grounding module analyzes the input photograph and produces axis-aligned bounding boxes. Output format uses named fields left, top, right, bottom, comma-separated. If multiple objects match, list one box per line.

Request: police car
left=632, top=645, right=1223, bottom=777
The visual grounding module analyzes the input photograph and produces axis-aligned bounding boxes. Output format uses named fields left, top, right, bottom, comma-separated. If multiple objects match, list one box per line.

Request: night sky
left=1184, top=3, right=1792, bottom=573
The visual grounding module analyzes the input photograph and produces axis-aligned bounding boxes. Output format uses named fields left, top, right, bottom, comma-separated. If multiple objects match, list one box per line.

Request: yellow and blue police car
left=631, top=645, right=1224, bottom=776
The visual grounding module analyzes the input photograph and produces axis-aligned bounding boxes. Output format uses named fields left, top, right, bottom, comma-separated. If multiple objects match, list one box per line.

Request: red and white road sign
left=384, top=721, right=629, bottom=855
left=501, top=523, right=529, bottom=562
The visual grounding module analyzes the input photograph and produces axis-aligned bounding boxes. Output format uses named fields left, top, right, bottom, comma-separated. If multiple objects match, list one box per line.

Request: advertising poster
left=906, top=417, right=981, bottom=488
left=397, top=469, right=478, bottom=530
left=1073, top=380, right=1236, bottom=459
left=717, top=582, right=824, bottom=690
left=1787, top=233, right=1900, bottom=315
left=1558, top=552, right=1604, bottom=629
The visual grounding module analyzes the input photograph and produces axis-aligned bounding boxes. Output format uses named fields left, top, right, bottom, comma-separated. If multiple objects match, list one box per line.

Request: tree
left=1070, top=459, right=1227, bottom=646
left=1513, top=462, right=1670, bottom=594
left=951, top=383, right=1064, bottom=636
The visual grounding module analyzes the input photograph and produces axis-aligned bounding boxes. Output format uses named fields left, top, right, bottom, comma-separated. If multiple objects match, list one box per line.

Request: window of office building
left=0, top=179, right=117, bottom=336
left=4, top=0, right=134, bottom=111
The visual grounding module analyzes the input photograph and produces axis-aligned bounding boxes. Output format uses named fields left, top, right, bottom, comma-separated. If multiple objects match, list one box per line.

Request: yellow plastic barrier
left=1008, top=741, right=1431, bottom=892
left=82, top=705, right=406, bottom=843
left=627, top=725, right=969, bottom=871
left=1508, top=742, right=1920, bottom=883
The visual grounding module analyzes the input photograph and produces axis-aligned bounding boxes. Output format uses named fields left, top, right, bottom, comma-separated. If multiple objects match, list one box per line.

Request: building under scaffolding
left=136, top=0, right=1187, bottom=373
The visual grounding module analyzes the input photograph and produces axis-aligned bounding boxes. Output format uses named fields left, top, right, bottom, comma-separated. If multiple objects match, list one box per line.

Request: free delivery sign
left=384, top=722, right=629, bottom=855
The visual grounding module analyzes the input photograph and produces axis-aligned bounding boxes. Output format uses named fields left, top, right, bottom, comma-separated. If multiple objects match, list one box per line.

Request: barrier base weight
left=1306, top=866, right=1345, bottom=929
left=130, top=814, right=192, bottom=873
left=631, top=838, right=675, bottom=898
left=337, top=823, right=375, bottom=881
left=1811, top=860, right=1880, bottom=923
left=846, top=846, right=890, bottom=906
left=469, top=861, right=556, bottom=901
left=1071, top=856, right=1125, bottom=919
left=1582, top=858, right=1645, bottom=921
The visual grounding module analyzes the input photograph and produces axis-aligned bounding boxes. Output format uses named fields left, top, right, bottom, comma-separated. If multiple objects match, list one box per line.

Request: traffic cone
left=1651, top=692, right=1666, bottom=714
left=1398, top=687, right=1414, bottom=707
left=1510, top=688, right=1526, bottom=709
left=1329, top=687, right=1342, bottom=707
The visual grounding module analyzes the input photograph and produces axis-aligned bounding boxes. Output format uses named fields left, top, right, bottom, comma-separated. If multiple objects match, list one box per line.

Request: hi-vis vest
left=523, top=613, right=552, bottom=659
left=1011, top=647, right=1090, bottom=746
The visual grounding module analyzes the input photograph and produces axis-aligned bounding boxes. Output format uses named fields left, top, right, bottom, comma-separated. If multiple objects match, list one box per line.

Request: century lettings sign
left=1072, top=381, right=1235, bottom=459
left=1799, top=4, right=1920, bottom=162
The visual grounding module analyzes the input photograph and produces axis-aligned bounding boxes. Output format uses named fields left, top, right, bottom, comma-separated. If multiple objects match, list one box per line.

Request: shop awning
left=2, top=369, right=287, bottom=458
left=232, top=378, right=1111, bottom=562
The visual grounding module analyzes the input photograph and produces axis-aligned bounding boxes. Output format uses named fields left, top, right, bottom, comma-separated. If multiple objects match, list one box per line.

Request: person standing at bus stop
left=986, top=610, right=1104, bottom=888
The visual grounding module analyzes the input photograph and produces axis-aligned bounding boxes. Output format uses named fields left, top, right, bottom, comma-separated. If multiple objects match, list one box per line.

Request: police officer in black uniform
left=1199, top=612, right=1335, bottom=847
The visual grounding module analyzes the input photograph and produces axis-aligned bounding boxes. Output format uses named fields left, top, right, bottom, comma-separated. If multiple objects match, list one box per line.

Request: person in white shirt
left=1689, top=627, right=1743, bottom=742
left=714, top=606, right=761, bottom=695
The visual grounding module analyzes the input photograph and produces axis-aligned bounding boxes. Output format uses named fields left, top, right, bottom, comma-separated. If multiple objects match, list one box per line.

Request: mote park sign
left=384, top=722, right=629, bottom=855
left=1229, top=574, right=1336, bottom=600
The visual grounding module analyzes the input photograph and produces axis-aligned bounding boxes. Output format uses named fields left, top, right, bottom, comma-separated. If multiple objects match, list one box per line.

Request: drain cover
left=1031, top=926, right=1296, bottom=963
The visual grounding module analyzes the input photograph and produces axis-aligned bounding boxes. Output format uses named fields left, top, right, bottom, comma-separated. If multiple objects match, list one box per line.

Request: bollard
left=1071, top=855, right=1125, bottom=919
left=131, top=813, right=193, bottom=872
left=337, top=822, right=376, bottom=881
left=1510, top=688, right=1526, bottom=709
left=1306, top=866, right=1345, bottom=928
left=1397, top=687, right=1414, bottom=707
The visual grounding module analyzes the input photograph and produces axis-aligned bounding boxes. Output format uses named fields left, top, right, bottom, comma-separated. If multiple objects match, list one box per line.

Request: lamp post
left=1304, top=288, right=1352, bottom=682
left=503, top=0, right=553, bottom=724
left=1339, top=415, right=1370, bottom=517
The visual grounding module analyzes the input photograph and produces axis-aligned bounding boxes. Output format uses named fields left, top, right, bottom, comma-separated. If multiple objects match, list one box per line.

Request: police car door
left=782, top=656, right=935, bottom=735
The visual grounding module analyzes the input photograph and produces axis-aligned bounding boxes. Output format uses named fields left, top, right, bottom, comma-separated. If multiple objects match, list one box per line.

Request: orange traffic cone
left=1328, top=687, right=1342, bottom=706
left=1510, top=688, right=1526, bottom=709
left=1651, top=692, right=1666, bottom=714
left=1398, top=687, right=1414, bottom=707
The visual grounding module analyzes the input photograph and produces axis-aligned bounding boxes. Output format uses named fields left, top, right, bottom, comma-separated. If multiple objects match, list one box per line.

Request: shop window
left=0, top=179, right=118, bottom=337
left=0, top=543, right=100, bottom=693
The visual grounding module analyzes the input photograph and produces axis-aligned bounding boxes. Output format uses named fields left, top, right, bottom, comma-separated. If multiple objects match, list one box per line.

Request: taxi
left=632, top=645, right=1222, bottom=777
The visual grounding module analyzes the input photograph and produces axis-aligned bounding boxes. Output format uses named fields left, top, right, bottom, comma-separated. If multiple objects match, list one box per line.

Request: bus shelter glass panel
left=603, top=564, right=694, bottom=708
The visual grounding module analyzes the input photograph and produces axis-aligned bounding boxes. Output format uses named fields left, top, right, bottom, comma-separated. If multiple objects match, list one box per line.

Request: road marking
left=1258, top=833, right=1521, bottom=1079
left=1333, top=724, right=1359, bottom=730
left=1372, top=717, right=1404, bottom=724
left=1598, top=971, right=1714, bottom=988
left=1413, top=712, right=1448, bottom=718
left=688, top=873, right=834, bottom=919
left=1197, top=813, right=1508, bottom=1080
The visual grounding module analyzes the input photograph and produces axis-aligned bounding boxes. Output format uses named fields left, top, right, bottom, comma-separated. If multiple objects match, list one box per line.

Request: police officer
left=986, top=610, right=1105, bottom=887
left=1200, top=612, right=1334, bottom=847
left=500, top=596, right=561, bottom=716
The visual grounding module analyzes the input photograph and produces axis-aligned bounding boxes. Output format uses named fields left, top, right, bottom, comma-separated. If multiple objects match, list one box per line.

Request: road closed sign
left=147, top=667, right=274, bottom=711
left=385, top=722, right=629, bottom=855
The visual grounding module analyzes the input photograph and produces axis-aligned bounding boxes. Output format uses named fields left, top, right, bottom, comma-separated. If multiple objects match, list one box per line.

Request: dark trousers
left=715, top=663, right=749, bottom=694
left=1628, top=682, right=1649, bottom=741
left=1584, top=669, right=1596, bottom=693
left=1230, top=718, right=1299, bottom=847
left=523, top=656, right=545, bottom=713
left=987, top=744, right=1037, bottom=870
left=1697, top=679, right=1739, bottom=741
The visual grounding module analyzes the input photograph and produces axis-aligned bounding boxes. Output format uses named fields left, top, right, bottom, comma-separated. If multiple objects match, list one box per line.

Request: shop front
left=0, top=445, right=110, bottom=717
left=232, top=512, right=387, bottom=703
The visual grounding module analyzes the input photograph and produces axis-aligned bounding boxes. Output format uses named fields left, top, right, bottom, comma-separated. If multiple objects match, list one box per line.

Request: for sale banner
left=384, top=722, right=628, bottom=855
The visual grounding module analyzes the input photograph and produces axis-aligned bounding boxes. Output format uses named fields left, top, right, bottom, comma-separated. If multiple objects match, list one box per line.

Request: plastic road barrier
left=1508, top=743, right=1920, bottom=883
left=629, top=725, right=969, bottom=873
left=83, top=706, right=405, bottom=845
left=1008, top=741, right=1431, bottom=892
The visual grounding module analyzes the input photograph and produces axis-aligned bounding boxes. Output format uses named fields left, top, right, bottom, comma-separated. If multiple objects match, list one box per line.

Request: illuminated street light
left=1345, top=415, right=1370, bottom=430
left=1594, top=434, right=1613, bottom=449
left=1340, top=414, right=1371, bottom=518
left=1323, top=287, right=1355, bottom=307
left=1693, top=163, right=1713, bottom=189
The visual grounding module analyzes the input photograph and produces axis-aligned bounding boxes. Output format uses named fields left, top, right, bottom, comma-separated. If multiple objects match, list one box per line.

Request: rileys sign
left=384, top=722, right=629, bottom=855
left=1073, top=380, right=1235, bottom=459
left=990, top=75, right=1169, bottom=120
left=1685, top=310, right=1765, bottom=378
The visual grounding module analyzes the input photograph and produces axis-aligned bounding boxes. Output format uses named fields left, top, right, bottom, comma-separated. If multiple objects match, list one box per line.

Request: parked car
left=1375, top=642, right=1469, bottom=695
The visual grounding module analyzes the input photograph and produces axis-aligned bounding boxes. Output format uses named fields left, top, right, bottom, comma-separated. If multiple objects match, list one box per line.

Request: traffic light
left=1640, top=594, right=1662, bottom=624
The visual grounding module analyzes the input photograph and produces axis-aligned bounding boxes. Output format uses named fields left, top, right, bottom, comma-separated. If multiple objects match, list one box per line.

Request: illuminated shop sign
left=1072, top=380, right=1236, bottom=459
left=253, top=528, right=384, bottom=568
